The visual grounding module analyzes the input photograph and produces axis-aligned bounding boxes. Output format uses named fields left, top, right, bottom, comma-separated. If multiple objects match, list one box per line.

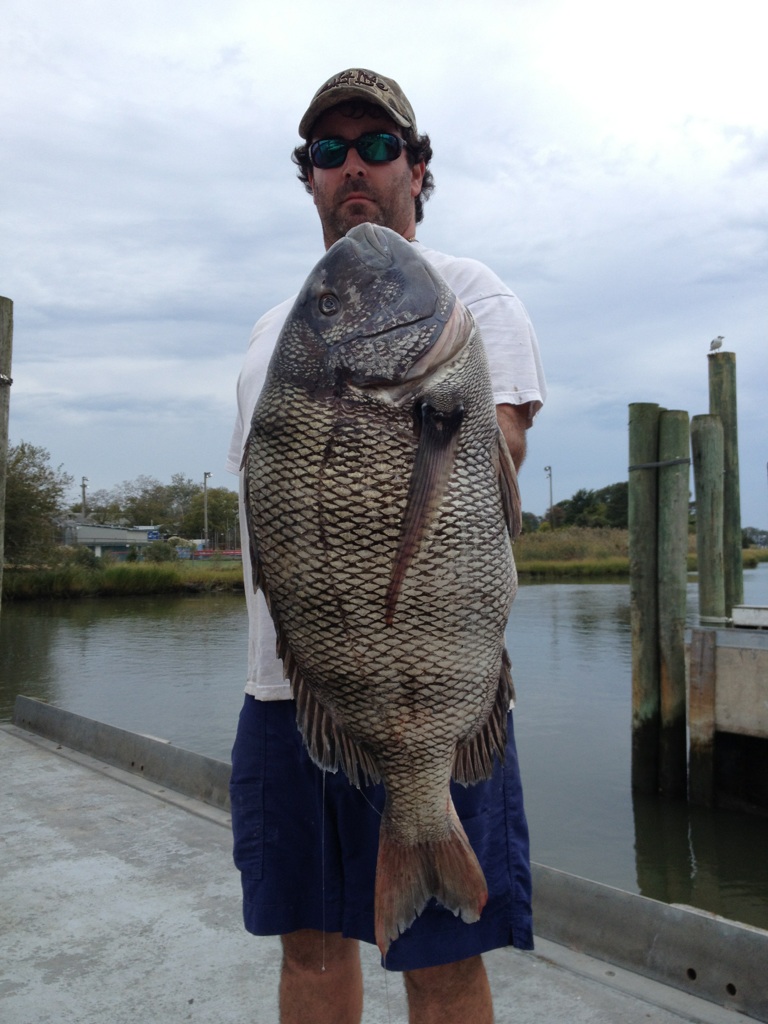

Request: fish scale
left=243, top=224, right=520, bottom=954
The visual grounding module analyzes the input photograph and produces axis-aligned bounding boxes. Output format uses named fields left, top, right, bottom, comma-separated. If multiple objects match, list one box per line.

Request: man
left=227, top=68, right=547, bottom=1024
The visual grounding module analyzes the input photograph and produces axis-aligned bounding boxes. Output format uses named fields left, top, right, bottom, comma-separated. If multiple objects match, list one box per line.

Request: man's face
left=307, top=108, right=425, bottom=250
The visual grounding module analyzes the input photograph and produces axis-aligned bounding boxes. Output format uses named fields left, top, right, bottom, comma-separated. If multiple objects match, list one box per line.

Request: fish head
left=284, top=223, right=467, bottom=392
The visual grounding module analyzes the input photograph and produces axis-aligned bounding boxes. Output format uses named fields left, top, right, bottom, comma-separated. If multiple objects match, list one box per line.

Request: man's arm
left=496, top=402, right=533, bottom=471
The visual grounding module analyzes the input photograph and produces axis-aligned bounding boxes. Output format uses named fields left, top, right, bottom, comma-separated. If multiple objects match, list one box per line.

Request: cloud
left=2, top=0, right=767, bottom=526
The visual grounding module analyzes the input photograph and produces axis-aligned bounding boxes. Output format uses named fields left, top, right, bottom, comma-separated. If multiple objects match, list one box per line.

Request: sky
left=2, top=0, right=767, bottom=527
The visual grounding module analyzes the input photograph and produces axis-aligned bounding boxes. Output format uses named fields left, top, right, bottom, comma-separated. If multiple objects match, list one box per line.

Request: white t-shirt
left=226, top=242, right=547, bottom=700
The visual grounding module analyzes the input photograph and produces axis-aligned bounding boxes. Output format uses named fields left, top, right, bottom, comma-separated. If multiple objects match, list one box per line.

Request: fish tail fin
left=374, top=803, right=488, bottom=956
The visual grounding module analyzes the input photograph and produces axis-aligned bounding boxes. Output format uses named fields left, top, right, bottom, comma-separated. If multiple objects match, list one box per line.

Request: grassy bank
left=2, top=531, right=766, bottom=599
left=514, top=527, right=767, bottom=578
left=514, top=527, right=630, bottom=578
left=2, top=559, right=245, bottom=601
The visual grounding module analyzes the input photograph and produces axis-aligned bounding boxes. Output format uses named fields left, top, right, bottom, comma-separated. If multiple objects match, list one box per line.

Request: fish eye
left=318, top=293, right=339, bottom=316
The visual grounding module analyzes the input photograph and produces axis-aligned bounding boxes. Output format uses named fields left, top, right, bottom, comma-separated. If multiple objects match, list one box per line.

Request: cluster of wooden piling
left=629, top=351, right=743, bottom=799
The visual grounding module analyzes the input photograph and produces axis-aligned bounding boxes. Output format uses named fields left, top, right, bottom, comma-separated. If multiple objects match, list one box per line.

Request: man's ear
left=410, top=160, right=425, bottom=199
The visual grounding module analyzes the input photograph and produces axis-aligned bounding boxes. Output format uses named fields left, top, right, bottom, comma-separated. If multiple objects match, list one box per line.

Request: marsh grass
left=2, top=559, right=245, bottom=600
left=2, top=531, right=764, bottom=597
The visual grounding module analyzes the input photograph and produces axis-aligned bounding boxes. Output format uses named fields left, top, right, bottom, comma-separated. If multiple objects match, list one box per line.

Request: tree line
left=5, top=442, right=763, bottom=568
left=3, top=440, right=238, bottom=564
left=527, top=481, right=629, bottom=532
left=85, top=473, right=239, bottom=544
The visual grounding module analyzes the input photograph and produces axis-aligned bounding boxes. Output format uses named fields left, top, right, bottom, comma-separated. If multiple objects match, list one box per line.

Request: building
left=57, top=517, right=160, bottom=559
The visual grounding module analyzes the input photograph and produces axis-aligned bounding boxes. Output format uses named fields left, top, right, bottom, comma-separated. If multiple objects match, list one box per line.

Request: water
left=2, top=565, right=768, bottom=930
left=510, top=567, right=768, bottom=931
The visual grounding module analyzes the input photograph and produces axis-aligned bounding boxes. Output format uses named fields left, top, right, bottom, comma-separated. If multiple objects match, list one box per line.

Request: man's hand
left=496, top=403, right=532, bottom=471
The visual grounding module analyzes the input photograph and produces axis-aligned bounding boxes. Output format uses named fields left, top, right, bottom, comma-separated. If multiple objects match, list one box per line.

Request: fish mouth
left=345, top=222, right=406, bottom=267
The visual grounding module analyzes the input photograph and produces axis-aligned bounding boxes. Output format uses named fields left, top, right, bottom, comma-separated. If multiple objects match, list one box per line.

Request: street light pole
left=544, top=465, right=553, bottom=526
left=203, top=471, right=211, bottom=549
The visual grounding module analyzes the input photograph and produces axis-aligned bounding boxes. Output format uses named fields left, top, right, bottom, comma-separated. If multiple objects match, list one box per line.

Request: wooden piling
left=0, top=296, right=14, bottom=611
left=657, top=410, right=690, bottom=798
left=708, top=352, right=743, bottom=615
left=688, top=627, right=717, bottom=806
left=691, top=415, right=726, bottom=625
left=629, top=402, right=661, bottom=794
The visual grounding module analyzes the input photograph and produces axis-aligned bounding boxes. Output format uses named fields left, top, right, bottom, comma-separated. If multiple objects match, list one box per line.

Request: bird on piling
left=709, top=335, right=724, bottom=352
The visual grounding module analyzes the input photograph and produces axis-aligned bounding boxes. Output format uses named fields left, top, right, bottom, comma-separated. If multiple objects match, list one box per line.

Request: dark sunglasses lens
left=358, top=133, right=403, bottom=162
left=310, top=138, right=348, bottom=169
left=310, top=133, right=404, bottom=169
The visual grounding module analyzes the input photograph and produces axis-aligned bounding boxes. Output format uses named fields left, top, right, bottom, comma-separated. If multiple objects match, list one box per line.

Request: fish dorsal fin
left=385, top=400, right=464, bottom=625
left=452, top=650, right=515, bottom=784
left=496, top=428, right=522, bottom=541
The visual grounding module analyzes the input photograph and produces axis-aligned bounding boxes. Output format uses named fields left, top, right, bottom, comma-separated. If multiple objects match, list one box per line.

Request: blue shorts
left=229, top=695, right=533, bottom=971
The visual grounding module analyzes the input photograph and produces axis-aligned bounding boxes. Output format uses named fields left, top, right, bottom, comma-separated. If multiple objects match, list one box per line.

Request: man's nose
left=342, top=146, right=367, bottom=176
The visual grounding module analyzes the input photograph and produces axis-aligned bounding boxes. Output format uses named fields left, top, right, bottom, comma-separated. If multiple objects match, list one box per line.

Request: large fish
left=243, top=223, right=521, bottom=955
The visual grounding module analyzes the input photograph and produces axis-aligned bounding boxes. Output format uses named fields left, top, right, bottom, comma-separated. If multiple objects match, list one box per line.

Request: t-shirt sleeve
left=225, top=296, right=296, bottom=476
left=419, top=248, right=547, bottom=418
left=465, top=290, right=547, bottom=417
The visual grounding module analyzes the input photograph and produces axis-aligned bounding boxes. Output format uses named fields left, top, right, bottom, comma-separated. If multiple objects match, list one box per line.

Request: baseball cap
left=299, top=68, right=417, bottom=140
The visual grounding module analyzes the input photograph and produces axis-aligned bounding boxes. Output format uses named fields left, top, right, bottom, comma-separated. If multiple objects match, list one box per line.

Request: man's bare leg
left=279, top=930, right=363, bottom=1024
left=403, top=955, right=493, bottom=1024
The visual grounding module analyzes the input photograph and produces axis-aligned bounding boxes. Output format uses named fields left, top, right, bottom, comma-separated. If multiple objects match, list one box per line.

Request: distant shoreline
left=2, top=535, right=765, bottom=601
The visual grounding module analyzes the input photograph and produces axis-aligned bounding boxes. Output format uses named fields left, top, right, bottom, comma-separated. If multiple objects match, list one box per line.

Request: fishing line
left=358, top=785, right=384, bottom=818
left=383, top=959, right=393, bottom=1024
left=321, top=768, right=327, bottom=972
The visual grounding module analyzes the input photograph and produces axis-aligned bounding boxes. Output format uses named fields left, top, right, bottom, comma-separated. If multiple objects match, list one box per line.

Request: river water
left=2, top=565, right=767, bottom=931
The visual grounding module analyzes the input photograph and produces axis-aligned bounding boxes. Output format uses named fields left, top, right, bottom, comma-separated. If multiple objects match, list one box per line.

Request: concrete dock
left=2, top=700, right=766, bottom=1023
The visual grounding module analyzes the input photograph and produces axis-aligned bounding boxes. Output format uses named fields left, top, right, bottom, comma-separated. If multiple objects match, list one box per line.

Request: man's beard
left=315, top=172, right=413, bottom=247
left=322, top=186, right=382, bottom=245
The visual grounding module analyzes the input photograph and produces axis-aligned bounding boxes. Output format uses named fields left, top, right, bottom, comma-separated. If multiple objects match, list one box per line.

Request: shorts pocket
left=230, top=779, right=266, bottom=880
left=229, top=697, right=267, bottom=880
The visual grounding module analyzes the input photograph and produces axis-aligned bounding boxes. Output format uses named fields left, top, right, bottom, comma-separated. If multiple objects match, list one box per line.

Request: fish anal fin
left=452, top=649, right=515, bottom=785
left=386, top=401, right=464, bottom=624
left=292, top=667, right=381, bottom=788
left=496, top=428, right=522, bottom=541
left=374, top=803, right=488, bottom=956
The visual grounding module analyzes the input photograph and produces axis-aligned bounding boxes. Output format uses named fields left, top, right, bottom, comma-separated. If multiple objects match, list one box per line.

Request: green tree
left=521, top=511, right=542, bottom=533
left=117, top=475, right=171, bottom=529
left=165, top=474, right=200, bottom=534
left=3, top=441, right=73, bottom=564
left=86, top=487, right=123, bottom=524
left=553, top=482, right=629, bottom=529
left=144, top=540, right=178, bottom=562
left=180, top=487, right=239, bottom=546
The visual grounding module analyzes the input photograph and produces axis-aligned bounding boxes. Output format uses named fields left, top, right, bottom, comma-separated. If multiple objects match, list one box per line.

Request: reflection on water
left=0, top=594, right=247, bottom=760
left=2, top=564, right=767, bottom=930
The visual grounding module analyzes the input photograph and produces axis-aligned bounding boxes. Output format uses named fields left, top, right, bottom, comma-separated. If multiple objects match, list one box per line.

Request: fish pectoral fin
left=496, top=428, right=522, bottom=541
left=453, top=649, right=515, bottom=784
left=385, top=400, right=464, bottom=625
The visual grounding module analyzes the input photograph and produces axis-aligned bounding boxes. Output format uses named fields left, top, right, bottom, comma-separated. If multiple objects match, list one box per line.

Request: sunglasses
left=309, top=131, right=407, bottom=170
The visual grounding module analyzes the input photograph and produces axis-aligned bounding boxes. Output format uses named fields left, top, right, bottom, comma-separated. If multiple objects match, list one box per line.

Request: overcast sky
left=2, top=0, right=766, bottom=527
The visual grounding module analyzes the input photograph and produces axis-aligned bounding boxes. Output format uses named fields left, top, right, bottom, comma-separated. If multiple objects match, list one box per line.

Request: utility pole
left=203, top=471, right=211, bottom=549
left=81, top=477, right=88, bottom=517
left=1, top=296, right=13, bottom=612
left=544, top=465, right=553, bottom=526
